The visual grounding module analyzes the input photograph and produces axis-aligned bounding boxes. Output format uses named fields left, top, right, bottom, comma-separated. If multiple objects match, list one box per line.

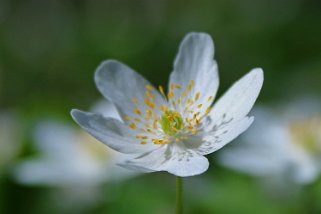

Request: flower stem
left=176, top=176, right=183, bottom=214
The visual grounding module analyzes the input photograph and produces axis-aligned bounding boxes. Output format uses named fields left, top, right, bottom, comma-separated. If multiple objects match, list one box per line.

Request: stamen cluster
left=125, top=80, right=212, bottom=145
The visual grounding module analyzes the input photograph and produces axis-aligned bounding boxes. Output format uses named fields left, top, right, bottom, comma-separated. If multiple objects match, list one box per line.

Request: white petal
left=165, top=144, right=209, bottom=177
left=289, top=147, right=319, bottom=184
left=207, top=68, right=263, bottom=130
left=218, top=146, right=287, bottom=177
left=95, top=60, right=166, bottom=123
left=33, top=121, right=78, bottom=156
left=119, top=145, right=169, bottom=173
left=195, top=117, right=254, bottom=155
left=90, top=99, right=122, bottom=120
left=71, top=109, right=157, bottom=154
left=120, top=143, right=209, bottom=177
left=169, top=32, right=219, bottom=114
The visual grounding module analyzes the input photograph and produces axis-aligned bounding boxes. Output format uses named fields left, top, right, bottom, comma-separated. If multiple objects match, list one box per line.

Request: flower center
left=160, top=110, right=183, bottom=136
left=289, top=117, right=321, bottom=154
left=125, top=80, right=213, bottom=145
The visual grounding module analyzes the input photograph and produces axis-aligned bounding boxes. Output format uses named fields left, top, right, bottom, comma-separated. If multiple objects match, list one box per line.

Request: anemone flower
left=71, top=32, right=263, bottom=213
left=218, top=100, right=321, bottom=185
left=14, top=101, right=136, bottom=210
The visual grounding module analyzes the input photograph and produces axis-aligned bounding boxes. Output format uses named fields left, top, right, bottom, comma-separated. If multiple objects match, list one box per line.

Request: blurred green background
left=1, top=0, right=321, bottom=213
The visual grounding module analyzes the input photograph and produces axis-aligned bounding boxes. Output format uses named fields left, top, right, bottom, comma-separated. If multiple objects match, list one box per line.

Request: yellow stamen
left=144, top=98, right=155, bottom=109
left=205, top=107, right=211, bottom=115
left=146, top=85, right=153, bottom=91
left=153, top=119, right=158, bottom=129
left=140, top=141, right=147, bottom=145
left=167, top=91, right=174, bottom=100
left=146, top=109, right=152, bottom=116
left=192, top=129, right=197, bottom=135
left=134, top=108, right=142, bottom=116
left=193, top=112, right=201, bottom=119
left=145, top=91, right=154, bottom=100
left=132, top=98, right=138, bottom=104
left=207, top=96, right=213, bottom=102
left=197, top=104, right=203, bottom=109
left=159, top=85, right=165, bottom=96
left=160, top=105, right=168, bottom=113
left=190, top=80, right=195, bottom=88
left=134, top=118, right=141, bottom=122
left=196, top=119, right=200, bottom=125
left=124, top=116, right=131, bottom=121
left=187, top=99, right=193, bottom=105
left=129, top=123, right=136, bottom=130
left=187, top=80, right=195, bottom=92
left=195, top=92, right=200, bottom=101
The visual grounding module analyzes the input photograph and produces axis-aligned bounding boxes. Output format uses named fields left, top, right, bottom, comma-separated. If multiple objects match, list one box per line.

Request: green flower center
left=160, top=111, right=184, bottom=135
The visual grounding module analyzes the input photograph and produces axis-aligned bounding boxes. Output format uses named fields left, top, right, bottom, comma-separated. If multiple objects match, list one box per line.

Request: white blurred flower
left=0, top=112, right=21, bottom=174
left=71, top=32, right=264, bottom=177
left=218, top=100, right=321, bottom=184
left=14, top=100, right=136, bottom=187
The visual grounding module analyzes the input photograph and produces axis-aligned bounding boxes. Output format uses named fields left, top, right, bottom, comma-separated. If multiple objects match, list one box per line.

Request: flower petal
left=165, top=144, right=209, bottom=177
left=218, top=146, right=287, bottom=177
left=169, top=32, right=219, bottom=114
left=192, top=117, right=254, bottom=155
left=207, top=68, right=263, bottom=130
left=120, top=143, right=209, bottom=177
left=118, top=145, right=169, bottom=173
left=95, top=60, right=166, bottom=123
left=71, top=109, right=157, bottom=154
left=90, top=99, right=122, bottom=120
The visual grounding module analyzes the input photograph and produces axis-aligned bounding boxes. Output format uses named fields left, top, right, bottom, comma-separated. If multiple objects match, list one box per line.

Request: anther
left=175, top=84, right=182, bottom=89
left=172, top=100, right=176, bottom=108
left=129, top=123, right=136, bottom=130
left=195, top=92, right=200, bottom=101
left=132, top=98, right=138, bottom=104
left=134, top=118, right=141, bottom=122
left=133, top=108, right=142, bottom=116
left=192, top=129, right=197, bottom=135
left=205, top=107, right=211, bottom=115
left=146, top=85, right=153, bottom=91
left=158, top=86, right=165, bottom=96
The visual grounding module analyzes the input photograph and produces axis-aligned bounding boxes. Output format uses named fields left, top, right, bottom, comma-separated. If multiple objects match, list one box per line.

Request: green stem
left=176, top=176, right=183, bottom=214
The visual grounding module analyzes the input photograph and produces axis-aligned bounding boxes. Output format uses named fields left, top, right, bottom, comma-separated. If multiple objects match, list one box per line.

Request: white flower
left=71, top=32, right=264, bottom=177
left=14, top=100, right=136, bottom=187
left=218, top=101, right=321, bottom=184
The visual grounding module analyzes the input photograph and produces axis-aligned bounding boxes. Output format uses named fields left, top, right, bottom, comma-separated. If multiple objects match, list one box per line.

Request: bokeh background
left=1, top=0, right=321, bottom=213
